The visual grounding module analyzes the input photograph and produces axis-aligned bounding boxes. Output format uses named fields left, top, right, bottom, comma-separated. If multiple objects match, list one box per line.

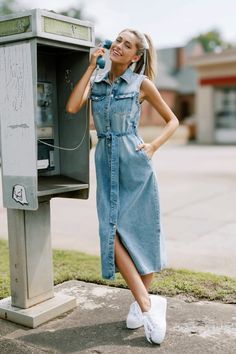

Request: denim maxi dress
left=90, top=67, right=166, bottom=280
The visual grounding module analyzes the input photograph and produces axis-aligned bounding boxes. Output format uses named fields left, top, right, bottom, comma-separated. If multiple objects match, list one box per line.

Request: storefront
left=188, top=49, right=236, bottom=144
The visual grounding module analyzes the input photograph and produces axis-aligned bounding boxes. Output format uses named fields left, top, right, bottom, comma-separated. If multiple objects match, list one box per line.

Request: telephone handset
left=96, top=39, right=112, bottom=69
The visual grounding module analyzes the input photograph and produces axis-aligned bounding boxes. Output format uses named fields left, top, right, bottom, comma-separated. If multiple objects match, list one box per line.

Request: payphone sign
left=0, top=16, right=30, bottom=37
left=42, top=17, right=91, bottom=42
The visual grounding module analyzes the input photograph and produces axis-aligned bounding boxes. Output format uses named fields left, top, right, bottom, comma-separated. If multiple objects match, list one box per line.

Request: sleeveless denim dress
left=90, top=67, right=166, bottom=280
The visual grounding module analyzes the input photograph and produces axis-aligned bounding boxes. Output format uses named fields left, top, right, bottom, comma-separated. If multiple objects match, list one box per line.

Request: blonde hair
left=120, top=29, right=157, bottom=81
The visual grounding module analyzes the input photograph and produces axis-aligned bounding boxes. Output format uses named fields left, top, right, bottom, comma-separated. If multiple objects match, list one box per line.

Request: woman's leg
left=114, top=233, right=151, bottom=312
left=141, top=273, right=153, bottom=291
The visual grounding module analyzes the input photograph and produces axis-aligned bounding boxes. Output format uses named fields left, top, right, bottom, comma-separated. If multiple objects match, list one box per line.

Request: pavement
left=0, top=281, right=236, bottom=354
left=1, top=141, right=236, bottom=353
left=0, top=280, right=236, bottom=354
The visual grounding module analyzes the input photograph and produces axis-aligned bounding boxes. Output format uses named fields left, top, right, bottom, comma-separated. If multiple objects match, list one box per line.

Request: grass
left=1, top=239, right=236, bottom=303
left=0, top=239, right=10, bottom=299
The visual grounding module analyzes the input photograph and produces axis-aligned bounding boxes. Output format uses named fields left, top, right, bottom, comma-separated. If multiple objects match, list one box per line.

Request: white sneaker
left=126, top=301, right=144, bottom=329
left=143, top=295, right=167, bottom=344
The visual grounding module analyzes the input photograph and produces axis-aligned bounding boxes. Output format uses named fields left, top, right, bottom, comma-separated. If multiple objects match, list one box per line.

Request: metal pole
left=7, top=201, right=54, bottom=308
left=0, top=200, right=76, bottom=327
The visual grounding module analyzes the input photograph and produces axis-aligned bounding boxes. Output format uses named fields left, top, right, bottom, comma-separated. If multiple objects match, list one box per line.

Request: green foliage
left=0, top=0, right=19, bottom=15
left=59, top=8, right=83, bottom=20
left=0, top=239, right=10, bottom=299
left=52, top=249, right=236, bottom=304
left=149, top=269, right=236, bottom=303
left=1, top=239, right=236, bottom=303
left=194, top=28, right=233, bottom=52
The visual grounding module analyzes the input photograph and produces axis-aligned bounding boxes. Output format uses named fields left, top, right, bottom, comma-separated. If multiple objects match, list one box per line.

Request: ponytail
left=142, top=34, right=157, bottom=82
left=120, top=29, right=157, bottom=81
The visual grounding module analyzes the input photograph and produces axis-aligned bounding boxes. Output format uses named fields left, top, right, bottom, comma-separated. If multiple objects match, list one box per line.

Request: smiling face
left=109, top=30, right=141, bottom=66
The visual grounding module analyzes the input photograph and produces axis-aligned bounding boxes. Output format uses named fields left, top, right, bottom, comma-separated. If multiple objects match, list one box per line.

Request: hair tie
left=140, top=50, right=147, bottom=75
left=142, top=33, right=149, bottom=50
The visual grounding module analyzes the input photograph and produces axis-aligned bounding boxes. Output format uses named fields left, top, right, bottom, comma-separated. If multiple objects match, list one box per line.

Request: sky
left=17, top=0, right=236, bottom=49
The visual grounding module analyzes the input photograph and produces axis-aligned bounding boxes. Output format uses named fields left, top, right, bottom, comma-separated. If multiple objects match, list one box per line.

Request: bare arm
left=137, top=78, right=179, bottom=156
left=65, top=47, right=105, bottom=114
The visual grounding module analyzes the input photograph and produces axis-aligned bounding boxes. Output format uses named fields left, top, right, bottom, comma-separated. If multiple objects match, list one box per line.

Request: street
left=1, top=144, right=236, bottom=278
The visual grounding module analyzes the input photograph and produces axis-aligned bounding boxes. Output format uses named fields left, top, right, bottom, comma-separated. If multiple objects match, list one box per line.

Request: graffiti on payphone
left=37, top=82, right=55, bottom=171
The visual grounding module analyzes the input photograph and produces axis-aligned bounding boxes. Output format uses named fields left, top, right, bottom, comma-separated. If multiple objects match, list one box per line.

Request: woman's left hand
left=136, top=143, right=156, bottom=160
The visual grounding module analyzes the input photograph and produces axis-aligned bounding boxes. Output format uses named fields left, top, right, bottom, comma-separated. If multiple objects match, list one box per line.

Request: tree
left=59, top=7, right=83, bottom=20
left=194, top=29, right=233, bottom=52
left=0, top=0, right=19, bottom=15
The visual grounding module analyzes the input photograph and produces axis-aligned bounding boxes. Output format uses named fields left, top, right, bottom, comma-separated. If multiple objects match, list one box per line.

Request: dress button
left=113, top=224, right=116, bottom=229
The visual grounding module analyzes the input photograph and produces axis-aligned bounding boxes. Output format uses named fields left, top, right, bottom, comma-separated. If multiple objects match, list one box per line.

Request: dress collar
left=94, top=67, right=133, bottom=84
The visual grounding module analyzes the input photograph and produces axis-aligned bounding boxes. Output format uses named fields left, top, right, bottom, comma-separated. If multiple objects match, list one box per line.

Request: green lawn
left=1, top=239, right=236, bottom=303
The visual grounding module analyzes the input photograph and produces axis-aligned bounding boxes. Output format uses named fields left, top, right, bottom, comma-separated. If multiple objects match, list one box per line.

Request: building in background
left=187, top=48, right=236, bottom=144
left=140, top=39, right=204, bottom=132
left=88, top=39, right=204, bottom=145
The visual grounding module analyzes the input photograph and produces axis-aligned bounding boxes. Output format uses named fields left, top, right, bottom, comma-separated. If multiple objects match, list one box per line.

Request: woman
left=66, top=29, right=179, bottom=345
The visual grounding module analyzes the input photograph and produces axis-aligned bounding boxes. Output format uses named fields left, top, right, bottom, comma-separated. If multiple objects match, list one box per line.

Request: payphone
left=0, top=9, right=95, bottom=327
left=0, top=8, right=94, bottom=210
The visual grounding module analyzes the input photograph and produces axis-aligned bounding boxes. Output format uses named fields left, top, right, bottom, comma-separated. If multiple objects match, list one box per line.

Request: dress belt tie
left=97, top=129, right=135, bottom=225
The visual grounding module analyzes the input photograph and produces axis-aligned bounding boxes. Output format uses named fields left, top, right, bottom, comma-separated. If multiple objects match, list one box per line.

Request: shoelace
left=143, top=316, right=154, bottom=343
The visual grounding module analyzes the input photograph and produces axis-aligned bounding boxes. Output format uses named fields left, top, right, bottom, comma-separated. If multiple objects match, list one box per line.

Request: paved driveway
left=0, top=144, right=235, bottom=278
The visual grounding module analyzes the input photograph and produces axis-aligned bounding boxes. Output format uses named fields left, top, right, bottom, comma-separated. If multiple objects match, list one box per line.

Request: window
left=215, top=87, right=236, bottom=129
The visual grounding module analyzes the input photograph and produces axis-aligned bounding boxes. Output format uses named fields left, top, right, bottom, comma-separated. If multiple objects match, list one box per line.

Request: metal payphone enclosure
left=0, top=9, right=94, bottom=326
left=0, top=9, right=94, bottom=211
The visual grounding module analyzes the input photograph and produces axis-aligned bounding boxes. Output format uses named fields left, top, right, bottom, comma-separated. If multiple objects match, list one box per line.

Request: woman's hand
left=89, top=47, right=106, bottom=69
left=66, top=47, right=106, bottom=114
left=136, top=142, right=156, bottom=160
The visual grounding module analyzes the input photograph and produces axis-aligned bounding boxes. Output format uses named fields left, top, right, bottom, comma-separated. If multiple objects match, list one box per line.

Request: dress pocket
left=114, top=92, right=136, bottom=100
left=90, top=95, right=106, bottom=117
left=114, top=92, right=136, bottom=115
left=133, top=134, right=152, bottom=163
left=90, top=95, right=106, bottom=101
left=140, top=148, right=151, bottom=162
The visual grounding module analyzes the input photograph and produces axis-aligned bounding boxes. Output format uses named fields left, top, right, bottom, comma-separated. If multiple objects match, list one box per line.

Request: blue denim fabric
left=90, top=67, right=166, bottom=280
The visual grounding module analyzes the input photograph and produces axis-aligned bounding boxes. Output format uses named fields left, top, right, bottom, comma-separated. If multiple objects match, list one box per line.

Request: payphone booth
left=0, top=9, right=94, bottom=327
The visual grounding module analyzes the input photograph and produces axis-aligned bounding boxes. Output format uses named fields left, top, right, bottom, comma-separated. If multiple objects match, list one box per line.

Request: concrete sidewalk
left=0, top=280, right=235, bottom=354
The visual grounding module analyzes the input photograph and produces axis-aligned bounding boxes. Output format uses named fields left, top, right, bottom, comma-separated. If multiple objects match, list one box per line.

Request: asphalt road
left=1, top=144, right=236, bottom=278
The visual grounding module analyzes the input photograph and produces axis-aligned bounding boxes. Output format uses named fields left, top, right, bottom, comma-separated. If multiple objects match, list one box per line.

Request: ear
left=131, top=54, right=141, bottom=63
